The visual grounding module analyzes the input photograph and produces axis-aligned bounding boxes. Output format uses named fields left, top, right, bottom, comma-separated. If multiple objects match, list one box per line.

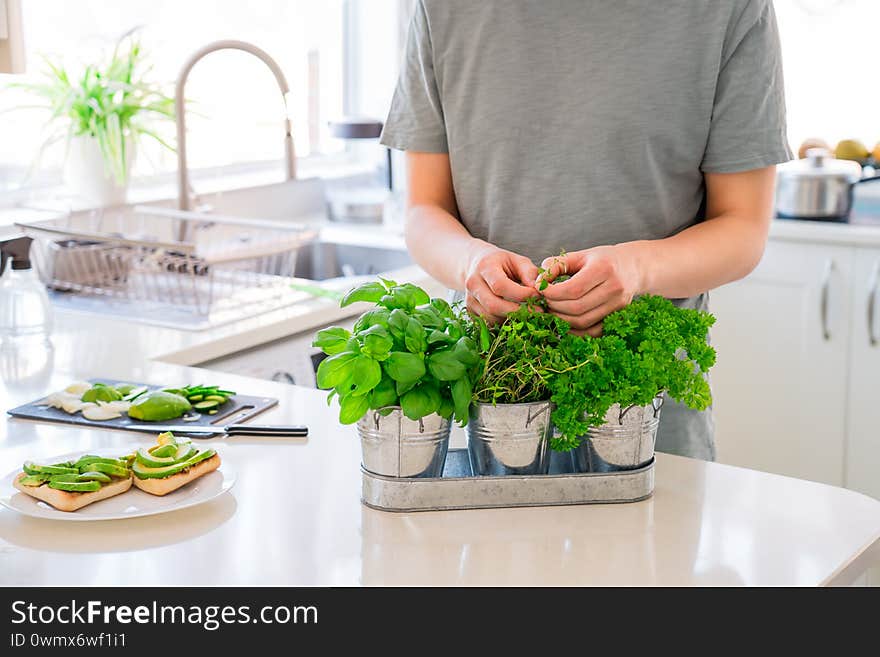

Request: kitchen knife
left=125, top=423, right=308, bottom=438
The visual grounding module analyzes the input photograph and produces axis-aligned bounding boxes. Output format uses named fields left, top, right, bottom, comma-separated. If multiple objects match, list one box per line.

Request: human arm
left=540, top=166, right=776, bottom=335
left=405, top=151, right=540, bottom=322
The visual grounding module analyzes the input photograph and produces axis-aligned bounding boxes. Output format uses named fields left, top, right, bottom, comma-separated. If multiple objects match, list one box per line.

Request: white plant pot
left=63, top=135, right=134, bottom=207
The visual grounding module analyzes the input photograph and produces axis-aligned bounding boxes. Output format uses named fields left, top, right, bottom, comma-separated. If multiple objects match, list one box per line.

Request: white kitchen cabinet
left=845, top=248, right=880, bottom=499
left=710, top=240, right=855, bottom=486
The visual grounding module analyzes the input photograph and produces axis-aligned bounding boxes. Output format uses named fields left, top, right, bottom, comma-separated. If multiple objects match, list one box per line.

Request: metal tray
left=362, top=448, right=654, bottom=512
left=8, top=378, right=277, bottom=432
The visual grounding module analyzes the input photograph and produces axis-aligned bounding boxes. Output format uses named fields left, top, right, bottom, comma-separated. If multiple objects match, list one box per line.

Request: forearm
left=625, top=213, right=770, bottom=299
left=404, top=204, right=492, bottom=291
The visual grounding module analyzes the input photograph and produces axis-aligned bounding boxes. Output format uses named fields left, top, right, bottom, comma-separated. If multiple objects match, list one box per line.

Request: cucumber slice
left=23, top=461, right=79, bottom=476
left=18, top=474, right=50, bottom=487
left=186, top=394, right=204, bottom=402
left=77, top=471, right=112, bottom=483
left=122, top=386, right=148, bottom=402
left=193, top=400, right=219, bottom=411
left=203, top=395, right=227, bottom=403
left=48, top=479, right=101, bottom=493
left=208, top=410, right=218, bottom=415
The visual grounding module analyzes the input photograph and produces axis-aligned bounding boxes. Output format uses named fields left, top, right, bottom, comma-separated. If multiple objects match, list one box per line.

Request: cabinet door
left=845, top=248, right=880, bottom=499
left=709, top=241, right=854, bottom=485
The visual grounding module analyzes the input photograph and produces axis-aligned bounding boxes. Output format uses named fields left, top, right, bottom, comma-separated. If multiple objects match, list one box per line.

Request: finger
left=539, top=252, right=585, bottom=281
left=584, top=322, right=604, bottom=338
left=468, top=276, right=521, bottom=317
left=483, top=265, right=537, bottom=302
left=467, top=295, right=504, bottom=325
left=509, top=256, right=541, bottom=294
left=549, top=298, right=621, bottom=332
left=541, top=257, right=608, bottom=301
left=544, top=284, right=619, bottom=317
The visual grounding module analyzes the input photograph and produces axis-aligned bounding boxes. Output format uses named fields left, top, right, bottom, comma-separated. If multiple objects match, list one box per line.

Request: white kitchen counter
left=1, top=289, right=880, bottom=586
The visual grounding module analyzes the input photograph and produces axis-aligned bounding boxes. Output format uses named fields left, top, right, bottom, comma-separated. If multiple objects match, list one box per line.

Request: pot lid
left=777, top=148, right=862, bottom=183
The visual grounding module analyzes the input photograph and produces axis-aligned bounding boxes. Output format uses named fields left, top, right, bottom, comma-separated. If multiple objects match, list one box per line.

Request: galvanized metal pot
left=467, top=401, right=553, bottom=476
left=357, top=408, right=450, bottom=478
left=571, top=395, right=664, bottom=473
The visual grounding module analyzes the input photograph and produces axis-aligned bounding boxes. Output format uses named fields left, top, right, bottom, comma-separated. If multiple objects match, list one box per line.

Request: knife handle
left=225, top=424, right=309, bottom=438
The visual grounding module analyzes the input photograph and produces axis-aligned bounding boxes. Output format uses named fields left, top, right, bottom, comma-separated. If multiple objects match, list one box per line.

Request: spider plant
left=13, top=29, right=174, bottom=184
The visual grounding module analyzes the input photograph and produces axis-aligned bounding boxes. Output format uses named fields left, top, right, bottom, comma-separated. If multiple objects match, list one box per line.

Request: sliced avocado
left=84, top=461, right=129, bottom=478
left=157, top=431, right=176, bottom=446
left=193, top=400, right=219, bottom=411
left=74, top=455, right=128, bottom=470
left=149, top=443, right=178, bottom=458
left=81, top=383, right=123, bottom=403
left=23, top=461, right=79, bottom=476
left=77, top=471, right=112, bottom=483
left=127, top=391, right=192, bottom=422
left=133, top=448, right=216, bottom=480
left=114, top=383, right=137, bottom=395
left=18, top=474, right=50, bottom=487
left=47, top=479, right=101, bottom=493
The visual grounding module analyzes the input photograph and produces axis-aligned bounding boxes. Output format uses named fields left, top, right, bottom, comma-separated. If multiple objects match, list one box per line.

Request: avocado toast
left=132, top=432, right=220, bottom=496
left=13, top=454, right=133, bottom=512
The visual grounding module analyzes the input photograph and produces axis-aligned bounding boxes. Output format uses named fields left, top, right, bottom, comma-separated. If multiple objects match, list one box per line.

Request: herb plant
left=14, top=30, right=174, bottom=183
left=469, top=295, right=716, bottom=451
left=313, top=279, right=481, bottom=426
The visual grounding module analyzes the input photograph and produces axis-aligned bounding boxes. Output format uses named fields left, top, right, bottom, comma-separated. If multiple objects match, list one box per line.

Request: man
left=380, top=0, right=790, bottom=460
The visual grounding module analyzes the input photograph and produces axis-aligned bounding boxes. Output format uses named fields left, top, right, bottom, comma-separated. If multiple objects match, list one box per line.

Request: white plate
left=0, top=448, right=235, bottom=521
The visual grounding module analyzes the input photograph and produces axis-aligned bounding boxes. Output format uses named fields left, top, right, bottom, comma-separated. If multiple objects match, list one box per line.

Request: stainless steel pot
left=775, top=148, right=880, bottom=221
left=358, top=409, right=450, bottom=478
left=467, top=401, right=552, bottom=476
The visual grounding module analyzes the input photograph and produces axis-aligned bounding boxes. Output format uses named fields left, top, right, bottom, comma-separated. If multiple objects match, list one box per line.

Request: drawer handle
left=869, top=262, right=880, bottom=347
left=271, top=371, right=296, bottom=384
left=820, top=259, right=834, bottom=341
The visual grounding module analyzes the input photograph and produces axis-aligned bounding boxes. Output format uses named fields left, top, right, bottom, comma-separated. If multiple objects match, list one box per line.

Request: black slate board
left=8, top=378, right=278, bottom=432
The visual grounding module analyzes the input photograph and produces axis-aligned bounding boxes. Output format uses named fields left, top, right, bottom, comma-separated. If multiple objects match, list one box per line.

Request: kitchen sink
left=293, top=240, right=412, bottom=281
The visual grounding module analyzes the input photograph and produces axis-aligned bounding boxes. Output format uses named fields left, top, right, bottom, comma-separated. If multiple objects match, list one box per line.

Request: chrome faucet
left=174, top=40, right=296, bottom=213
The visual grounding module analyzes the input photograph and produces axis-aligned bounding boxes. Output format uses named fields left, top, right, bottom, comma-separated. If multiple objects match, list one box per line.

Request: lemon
left=834, top=139, right=870, bottom=162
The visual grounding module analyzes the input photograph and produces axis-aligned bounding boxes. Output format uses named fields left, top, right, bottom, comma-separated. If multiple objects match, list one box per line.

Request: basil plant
left=313, top=279, right=481, bottom=425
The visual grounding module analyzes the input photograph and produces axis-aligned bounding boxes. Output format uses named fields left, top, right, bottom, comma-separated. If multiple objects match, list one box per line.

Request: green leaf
left=413, top=305, right=444, bottom=329
left=359, top=324, right=394, bottom=361
left=396, top=379, right=418, bottom=396
left=315, top=351, right=358, bottom=390
left=349, top=355, right=382, bottom=397
left=451, top=377, right=473, bottom=424
left=427, top=329, right=454, bottom=346
left=426, top=349, right=467, bottom=381
left=478, top=318, right=491, bottom=351
left=354, top=307, right=391, bottom=333
left=430, top=297, right=454, bottom=319
left=383, top=351, right=426, bottom=384
left=341, top=281, right=387, bottom=307
left=404, top=317, right=428, bottom=354
left=453, top=336, right=480, bottom=366
left=400, top=383, right=441, bottom=420
left=387, top=309, right=410, bottom=341
left=437, top=394, right=455, bottom=420
left=339, top=393, right=370, bottom=424
left=312, top=326, right=351, bottom=355
left=369, top=376, right=398, bottom=410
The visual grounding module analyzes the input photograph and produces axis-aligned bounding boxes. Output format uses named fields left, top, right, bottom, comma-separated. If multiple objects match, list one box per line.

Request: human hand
left=538, top=245, right=643, bottom=336
left=464, top=242, right=540, bottom=323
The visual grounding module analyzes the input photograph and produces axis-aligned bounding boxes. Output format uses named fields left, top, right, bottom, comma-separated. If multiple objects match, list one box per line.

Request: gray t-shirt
left=381, top=0, right=791, bottom=460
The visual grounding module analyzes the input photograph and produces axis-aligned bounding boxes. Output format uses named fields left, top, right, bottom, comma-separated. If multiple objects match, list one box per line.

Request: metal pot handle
left=525, top=402, right=551, bottom=427
left=868, top=261, right=880, bottom=347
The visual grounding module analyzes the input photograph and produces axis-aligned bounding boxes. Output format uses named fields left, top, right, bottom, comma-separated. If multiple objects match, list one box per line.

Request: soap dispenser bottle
left=0, top=236, right=53, bottom=351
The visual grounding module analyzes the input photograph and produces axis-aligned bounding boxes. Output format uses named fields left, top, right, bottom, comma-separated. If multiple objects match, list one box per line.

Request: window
left=775, top=0, right=880, bottom=153
left=0, top=0, right=350, bottom=194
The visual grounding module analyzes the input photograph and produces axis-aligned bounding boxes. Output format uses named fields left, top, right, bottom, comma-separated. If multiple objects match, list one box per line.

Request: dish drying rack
left=17, top=206, right=319, bottom=318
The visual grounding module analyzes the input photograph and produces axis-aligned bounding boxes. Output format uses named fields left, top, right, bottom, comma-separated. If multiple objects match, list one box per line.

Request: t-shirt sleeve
left=701, top=0, right=792, bottom=173
left=379, top=0, right=448, bottom=153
